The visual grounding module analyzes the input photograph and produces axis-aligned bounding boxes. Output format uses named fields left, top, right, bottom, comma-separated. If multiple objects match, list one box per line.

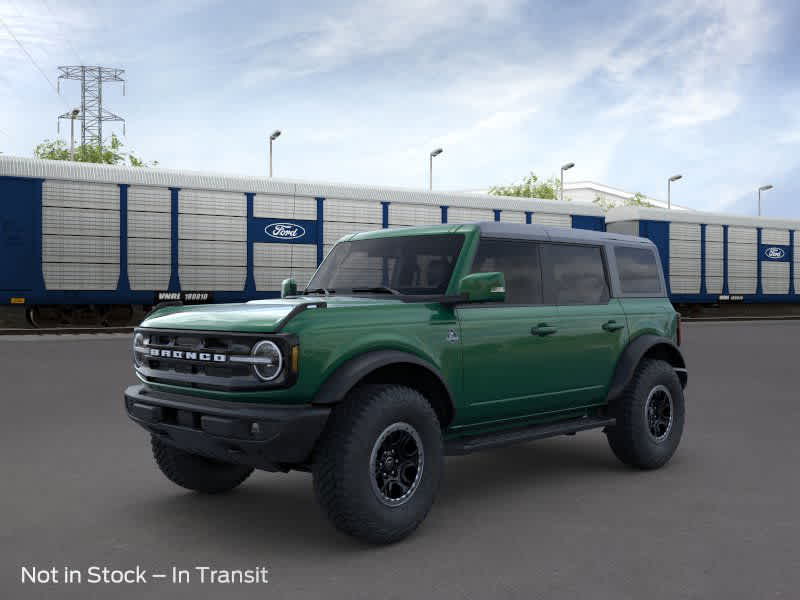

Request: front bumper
left=124, top=384, right=330, bottom=471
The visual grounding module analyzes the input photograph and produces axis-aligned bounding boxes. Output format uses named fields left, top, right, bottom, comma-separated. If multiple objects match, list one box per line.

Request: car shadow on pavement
left=125, top=433, right=651, bottom=553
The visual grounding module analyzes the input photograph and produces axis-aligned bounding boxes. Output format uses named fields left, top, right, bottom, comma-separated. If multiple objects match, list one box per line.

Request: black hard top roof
left=475, top=221, right=654, bottom=248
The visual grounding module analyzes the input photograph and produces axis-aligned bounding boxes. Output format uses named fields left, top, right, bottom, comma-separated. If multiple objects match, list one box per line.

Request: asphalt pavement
left=1, top=322, right=798, bottom=599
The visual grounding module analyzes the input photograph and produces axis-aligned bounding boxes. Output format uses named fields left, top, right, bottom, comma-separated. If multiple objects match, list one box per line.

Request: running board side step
left=444, top=416, right=616, bottom=456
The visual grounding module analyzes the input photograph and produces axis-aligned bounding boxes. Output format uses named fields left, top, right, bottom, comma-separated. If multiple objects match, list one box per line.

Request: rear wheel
left=605, top=359, right=685, bottom=470
left=151, top=436, right=254, bottom=493
left=312, top=384, right=443, bottom=544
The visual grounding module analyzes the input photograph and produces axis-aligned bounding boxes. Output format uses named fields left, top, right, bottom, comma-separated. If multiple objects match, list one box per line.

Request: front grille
left=134, top=328, right=295, bottom=391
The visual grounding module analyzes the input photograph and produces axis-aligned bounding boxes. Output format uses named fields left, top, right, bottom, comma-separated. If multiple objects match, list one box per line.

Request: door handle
left=602, top=320, right=625, bottom=332
left=531, top=323, right=557, bottom=336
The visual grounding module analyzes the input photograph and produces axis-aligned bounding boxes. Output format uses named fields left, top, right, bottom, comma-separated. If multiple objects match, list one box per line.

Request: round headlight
left=251, top=340, right=283, bottom=381
left=133, top=332, right=145, bottom=368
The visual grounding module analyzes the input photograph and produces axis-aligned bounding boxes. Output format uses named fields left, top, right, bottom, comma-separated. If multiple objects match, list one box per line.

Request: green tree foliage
left=593, top=191, right=656, bottom=212
left=33, top=133, right=157, bottom=167
left=489, top=171, right=563, bottom=200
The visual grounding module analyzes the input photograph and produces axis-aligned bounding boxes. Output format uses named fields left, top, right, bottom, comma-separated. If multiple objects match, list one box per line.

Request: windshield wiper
left=303, top=287, right=335, bottom=296
left=350, top=286, right=402, bottom=295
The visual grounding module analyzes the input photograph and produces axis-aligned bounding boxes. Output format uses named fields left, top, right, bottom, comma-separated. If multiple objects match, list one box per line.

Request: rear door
left=0, top=178, right=36, bottom=291
left=539, top=243, right=628, bottom=410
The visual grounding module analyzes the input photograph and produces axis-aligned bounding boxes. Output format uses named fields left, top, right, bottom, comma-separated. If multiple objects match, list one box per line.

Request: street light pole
left=667, top=174, right=683, bottom=209
left=69, top=108, right=80, bottom=160
left=758, top=184, right=773, bottom=216
left=560, top=162, right=575, bottom=202
left=269, top=130, right=281, bottom=177
left=429, top=148, right=443, bottom=191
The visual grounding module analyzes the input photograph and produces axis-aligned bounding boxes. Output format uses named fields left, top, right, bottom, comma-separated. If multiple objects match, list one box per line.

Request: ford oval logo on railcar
left=264, top=222, right=306, bottom=240
left=764, top=246, right=786, bottom=260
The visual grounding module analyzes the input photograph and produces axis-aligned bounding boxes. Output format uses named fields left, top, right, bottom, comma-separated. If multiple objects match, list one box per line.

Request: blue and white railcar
left=606, top=206, right=799, bottom=304
left=0, top=156, right=605, bottom=323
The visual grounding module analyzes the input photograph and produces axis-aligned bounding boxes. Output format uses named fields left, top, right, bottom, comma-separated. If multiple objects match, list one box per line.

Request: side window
left=615, top=246, right=663, bottom=295
left=470, top=238, right=542, bottom=304
left=541, top=244, right=610, bottom=305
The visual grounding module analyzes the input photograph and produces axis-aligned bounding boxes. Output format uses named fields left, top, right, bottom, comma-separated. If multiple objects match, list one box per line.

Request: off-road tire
left=605, top=359, right=685, bottom=470
left=312, top=384, right=443, bottom=544
left=151, top=436, right=254, bottom=493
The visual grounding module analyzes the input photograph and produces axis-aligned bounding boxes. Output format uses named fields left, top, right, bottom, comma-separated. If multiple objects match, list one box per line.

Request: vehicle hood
left=139, top=295, right=403, bottom=333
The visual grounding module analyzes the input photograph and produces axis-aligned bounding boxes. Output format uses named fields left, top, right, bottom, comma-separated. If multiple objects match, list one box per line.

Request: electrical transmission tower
left=57, top=66, right=126, bottom=148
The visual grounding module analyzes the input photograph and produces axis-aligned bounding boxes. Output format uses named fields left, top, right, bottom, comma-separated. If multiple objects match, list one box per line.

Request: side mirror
left=281, top=278, right=298, bottom=298
left=457, top=272, right=506, bottom=303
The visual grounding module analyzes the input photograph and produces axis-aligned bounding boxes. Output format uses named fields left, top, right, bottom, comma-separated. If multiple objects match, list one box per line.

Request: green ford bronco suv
left=125, top=222, right=687, bottom=544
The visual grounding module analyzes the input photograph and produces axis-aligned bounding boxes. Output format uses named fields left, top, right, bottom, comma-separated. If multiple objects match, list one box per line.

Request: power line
left=0, top=15, right=66, bottom=105
left=37, top=0, right=85, bottom=66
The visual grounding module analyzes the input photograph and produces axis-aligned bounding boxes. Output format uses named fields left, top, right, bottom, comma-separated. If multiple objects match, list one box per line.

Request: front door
left=456, top=238, right=570, bottom=428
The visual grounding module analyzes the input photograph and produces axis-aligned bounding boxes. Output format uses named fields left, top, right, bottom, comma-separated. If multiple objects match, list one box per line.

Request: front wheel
left=605, top=359, right=685, bottom=470
left=312, top=384, right=443, bottom=544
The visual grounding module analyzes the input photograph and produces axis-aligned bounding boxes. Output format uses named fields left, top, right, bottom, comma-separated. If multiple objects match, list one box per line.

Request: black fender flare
left=606, top=335, right=687, bottom=402
left=312, top=350, right=456, bottom=423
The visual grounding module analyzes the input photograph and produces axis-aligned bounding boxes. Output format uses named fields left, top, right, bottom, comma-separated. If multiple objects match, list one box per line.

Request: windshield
left=306, top=234, right=465, bottom=296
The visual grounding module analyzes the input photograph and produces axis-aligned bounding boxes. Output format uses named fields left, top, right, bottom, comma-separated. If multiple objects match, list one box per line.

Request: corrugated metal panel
left=605, top=221, right=639, bottom=236
left=179, top=240, right=246, bottom=266
left=179, top=266, right=246, bottom=290
left=705, top=241, right=723, bottom=260
left=325, top=198, right=383, bottom=224
left=448, top=207, right=494, bottom=224
left=179, top=189, right=246, bottom=217
left=128, top=186, right=170, bottom=213
left=532, top=213, right=571, bottom=228
left=761, top=229, right=790, bottom=245
left=728, top=226, right=757, bottom=245
left=670, top=276, right=700, bottom=294
left=728, top=244, right=757, bottom=261
left=323, top=222, right=380, bottom=246
left=670, top=258, right=700, bottom=276
left=762, top=261, right=789, bottom=294
left=389, top=203, right=441, bottom=226
left=706, top=258, right=723, bottom=279
left=43, top=263, right=119, bottom=290
left=669, top=222, right=701, bottom=241
left=128, top=212, right=170, bottom=239
left=43, top=206, right=119, bottom=237
left=42, top=235, right=119, bottom=264
left=255, top=267, right=317, bottom=291
left=129, top=238, right=170, bottom=264
left=253, top=243, right=317, bottom=268
left=729, top=277, right=756, bottom=294
left=501, top=211, right=526, bottom=224
left=42, top=180, right=119, bottom=210
left=728, top=261, right=758, bottom=277
left=179, top=214, right=246, bottom=241
left=706, top=276, right=723, bottom=294
left=129, top=264, right=171, bottom=290
left=669, top=239, right=701, bottom=259
left=254, top=195, right=317, bottom=220
left=706, top=224, right=723, bottom=243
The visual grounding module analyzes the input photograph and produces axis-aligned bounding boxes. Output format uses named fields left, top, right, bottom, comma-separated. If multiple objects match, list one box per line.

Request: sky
left=1, top=0, right=799, bottom=218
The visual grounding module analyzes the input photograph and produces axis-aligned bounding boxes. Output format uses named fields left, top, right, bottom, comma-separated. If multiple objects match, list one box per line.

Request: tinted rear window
left=541, top=244, right=610, bottom=305
left=615, top=246, right=663, bottom=295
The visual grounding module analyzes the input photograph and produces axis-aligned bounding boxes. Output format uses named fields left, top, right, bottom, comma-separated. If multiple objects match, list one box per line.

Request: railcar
left=0, top=156, right=605, bottom=326
left=606, top=206, right=800, bottom=311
